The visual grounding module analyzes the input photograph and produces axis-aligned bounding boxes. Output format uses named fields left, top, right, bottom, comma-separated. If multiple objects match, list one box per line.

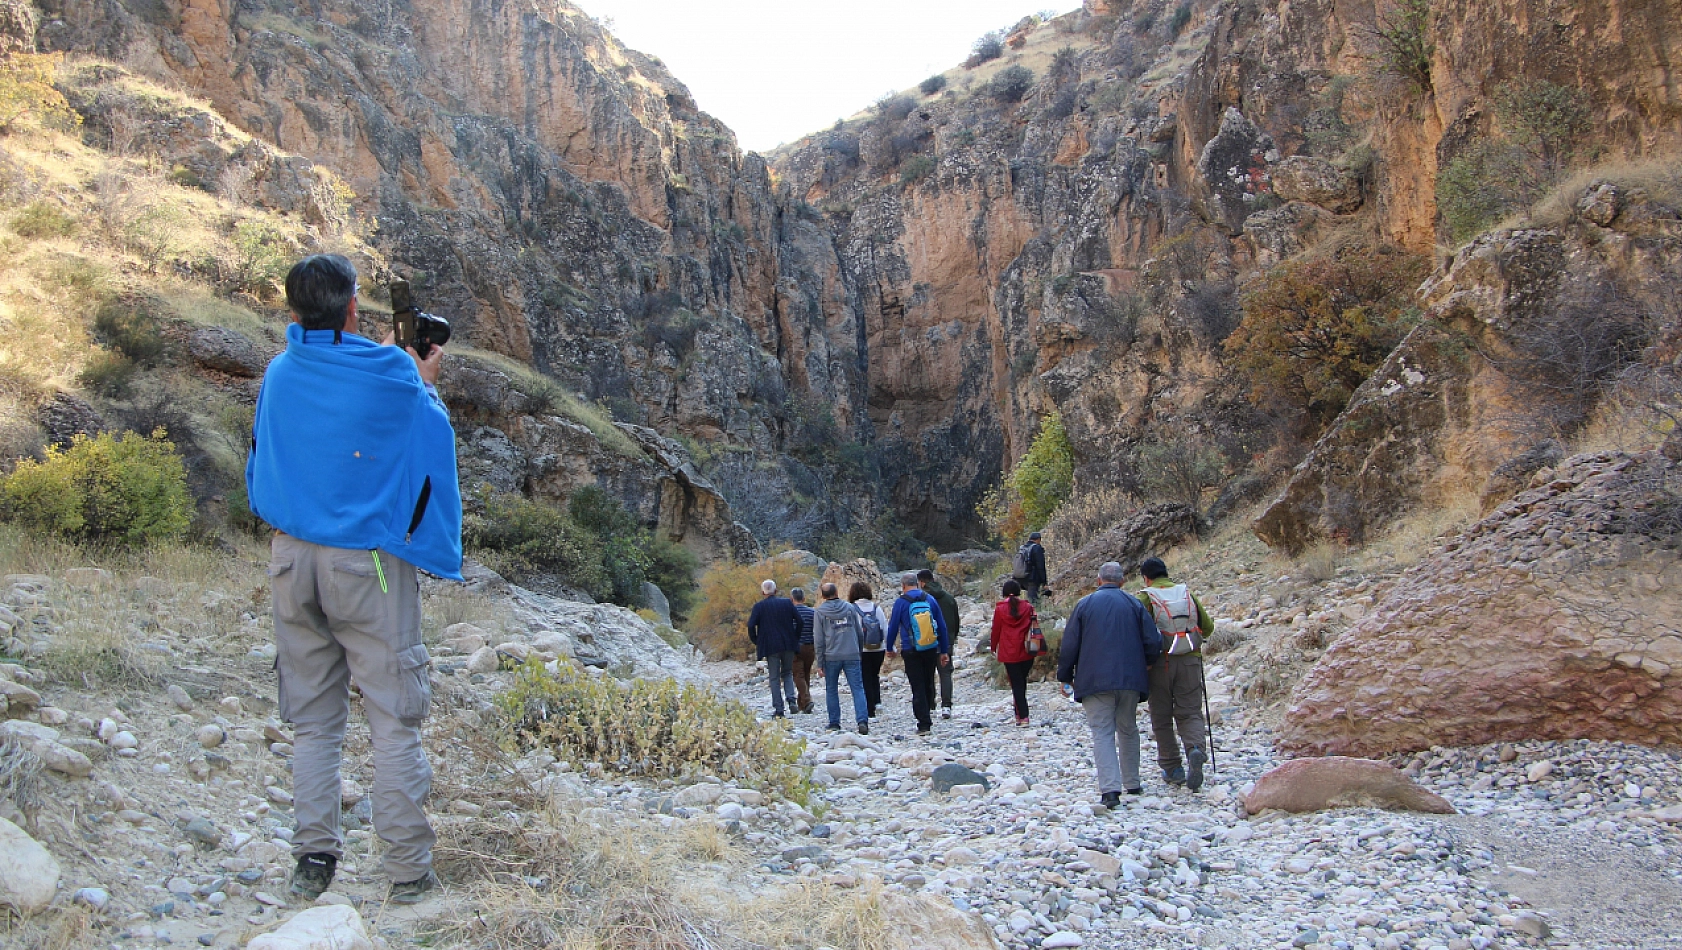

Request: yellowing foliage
left=0, top=53, right=80, bottom=135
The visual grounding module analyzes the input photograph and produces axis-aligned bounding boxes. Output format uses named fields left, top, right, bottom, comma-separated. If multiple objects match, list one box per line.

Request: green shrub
left=1168, top=3, right=1193, bottom=37
left=1, top=430, right=193, bottom=545
left=93, top=296, right=168, bottom=366
left=77, top=350, right=137, bottom=397
left=965, top=32, right=1004, bottom=68
left=1372, top=0, right=1433, bottom=94
left=1435, top=141, right=1535, bottom=244
left=496, top=660, right=810, bottom=801
left=230, top=220, right=292, bottom=298
left=899, top=155, right=936, bottom=186
left=919, top=74, right=948, bottom=96
left=7, top=201, right=77, bottom=239
left=1494, top=80, right=1589, bottom=175
left=1132, top=436, right=1225, bottom=509
left=463, top=490, right=606, bottom=593
left=978, top=411, right=1074, bottom=540
left=984, top=65, right=1036, bottom=104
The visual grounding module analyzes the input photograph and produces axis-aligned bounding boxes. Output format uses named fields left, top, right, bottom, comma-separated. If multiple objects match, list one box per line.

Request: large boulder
left=187, top=326, right=271, bottom=377
left=1243, top=758, right=1455, bottom=815
left=0, top=815, right=61, bottom=914
left=1049, top=504, right=1198, bottom=591
left=1281, top=451, right=1682, bottom=756
left=247, top=905, right=374, bottom=950
left=1196, top=108, right=1277, bottom=231
left=1270, top=156, right=1362, bottom=214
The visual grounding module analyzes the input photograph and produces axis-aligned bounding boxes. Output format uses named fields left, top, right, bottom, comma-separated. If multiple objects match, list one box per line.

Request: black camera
left=388, top=278, right=451, bottom=359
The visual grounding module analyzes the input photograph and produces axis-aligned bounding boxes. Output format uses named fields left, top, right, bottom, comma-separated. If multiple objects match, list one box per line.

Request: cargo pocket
left=328, top=555, right=384, bottom=627
left=395, top=644, right=433, bottom=726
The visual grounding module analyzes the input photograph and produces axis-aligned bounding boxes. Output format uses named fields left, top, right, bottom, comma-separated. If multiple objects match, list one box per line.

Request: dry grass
left=0, top=736, right=46, bottom=823
left=1040, top=485, right=1137, bottom=556
left=422, top=584, right=517, bottom=643
left=1522, top=159, right=1682, bottom=230
left=1356, top=485, right=1483, bottom=570
left=450, top=347, right=645, bottom=459
left=0, top=905, right=94, bottom=950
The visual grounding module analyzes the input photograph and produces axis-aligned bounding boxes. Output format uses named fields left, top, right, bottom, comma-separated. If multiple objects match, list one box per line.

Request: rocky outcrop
left=1243, top=758, right=1455, bottom=815
left=0, top=815, right=60, bottom=915
left=1257, top=181, right=1682, bottom=551
left=1049, top=504, right=1198, bottom=590
left=1281, top=451, right=1682, bottom=756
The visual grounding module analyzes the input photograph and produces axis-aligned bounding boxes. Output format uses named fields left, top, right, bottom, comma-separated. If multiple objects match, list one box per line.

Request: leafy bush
left=497, top=660, right=809, bottom=801
left=899, top=155, right=936, bottom=186
left=983, top=65, right=1036, bottom=104
left=463, top=490, right=606, bottom=594
left=7, top=201, right=77, bottom=239
left=229, top=220, right=292, bottom=298
left=1, top=430, right=193, bottom=545
left=1371, top=0, right=1433, bottom=94
left=919, top=74, right=948, bottom=96
left=875, top=94, right=916, bottom=122
left=965, top=32, right=1005, bottom=68
left=1131, top=435, right=1225, bottom=509
left=92, top=296, right=168, bottom=366
left=1228, top=246, right=1429, bottom=428
left=0, top=53, right=81, bottom=135
left=979, top=411, right=1074, bottom=540
left=1495, top=80, right=1590, bottom=174
left=1435, top=141, right=1534, bottom=244
left=1168, top=3, right=1193, bottom=37
left=77, top=351, right=137, bottom=397
left=689, top=554, right=820, bottom=659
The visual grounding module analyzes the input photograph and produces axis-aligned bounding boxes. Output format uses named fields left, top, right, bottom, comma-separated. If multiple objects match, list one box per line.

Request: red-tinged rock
left=1244, top=757, right=1455, bottom=816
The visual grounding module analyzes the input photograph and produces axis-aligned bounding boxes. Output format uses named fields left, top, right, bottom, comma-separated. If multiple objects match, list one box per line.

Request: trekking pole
left=1200, top=659, right=1217, bottom=772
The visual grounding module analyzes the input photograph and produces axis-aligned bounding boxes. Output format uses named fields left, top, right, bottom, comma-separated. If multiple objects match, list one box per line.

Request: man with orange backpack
left=1135, top=557, right=1215, bottom=792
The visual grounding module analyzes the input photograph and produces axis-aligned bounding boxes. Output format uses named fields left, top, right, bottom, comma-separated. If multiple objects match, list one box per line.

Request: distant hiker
left=745, top=580, right=800, bottom=718
left=1136, top=557, right=1214, bottom=792
left=248, top=254, right=460, bottom=905
left=1057, top=560, right=1162, bottom=809
left=1012, top=531, right=1048, bottom=604
left=813, top=582, right=869, bottom=734
left=848, top=580, right=890, bottom=718
left=791, top=587, right=816, bottom=714
left=987, top=579, right=1038, bottom=726
left=917, top=568, right=960, bottom=719
left=886, top=571, right=951, bottom=736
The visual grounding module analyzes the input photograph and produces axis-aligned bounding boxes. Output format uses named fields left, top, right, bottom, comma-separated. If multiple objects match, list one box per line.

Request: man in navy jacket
left=248, top=255, right=459, bottom=905
left=886, top=571, right=950, bottom=735
left=1058, top=560, right=1162, bottom=809
left=746, top=580, right=802, bottom=717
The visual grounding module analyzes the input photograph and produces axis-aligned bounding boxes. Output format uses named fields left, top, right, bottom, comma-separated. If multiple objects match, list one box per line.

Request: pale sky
left=575, top=0, right=1082, bottom=153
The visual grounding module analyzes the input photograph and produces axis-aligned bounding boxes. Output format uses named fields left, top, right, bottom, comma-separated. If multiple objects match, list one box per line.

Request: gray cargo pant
left=1080, top=689, right=1143, bottom=794
left=1148, top=653, right=1208, bottom=772
left=270, top=533, right=435, bottom=882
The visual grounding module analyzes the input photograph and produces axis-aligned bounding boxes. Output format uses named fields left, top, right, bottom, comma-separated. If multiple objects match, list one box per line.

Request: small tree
left=1494, top=80, right=1591, bottom=177
left=984, top=65, right=1036, bottom=104
left=0, top=53, right=80, bottom=135
left=919, top=74, right=948, bottom=96
left=1014, top=412, right=1074, bottom=529
left=1228, top=247, right=1429, bottom=427
left=966, top=32, right=1005, bottom=69
left=1371, top=0, right=1433, bottom=94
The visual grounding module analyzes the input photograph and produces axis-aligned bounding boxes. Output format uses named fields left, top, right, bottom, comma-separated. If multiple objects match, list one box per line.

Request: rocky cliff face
left=23, top=0, right=1682, bottom=556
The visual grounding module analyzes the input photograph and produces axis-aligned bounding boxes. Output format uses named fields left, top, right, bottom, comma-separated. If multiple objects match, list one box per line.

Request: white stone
left=1043, top=932, right=1085, bottom=948
left=0, top=816, right=61, bottom=915
left=1526, top=761, right=1554, bottom=782
left=944, top=847, right=980, bottom=866
left=466, top=646, right=500, bottom=674
left=674, top=783, right=722, bottom=806
left=246, top=905, right=374, bottom=950
left=197, top=725, right=227, bottom=749
left=109, top=731, right=138, bottom=751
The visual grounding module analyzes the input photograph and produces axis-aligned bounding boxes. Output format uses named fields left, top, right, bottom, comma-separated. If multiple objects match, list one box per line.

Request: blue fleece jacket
left=247, top=324, right=463, bottom=580
left=886, top=589, right=950, bottom=655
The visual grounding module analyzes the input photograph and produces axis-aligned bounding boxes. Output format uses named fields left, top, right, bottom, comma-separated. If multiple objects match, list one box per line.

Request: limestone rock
left=187, top=326, right=270, bottom=377
left=1282, top=451, right=1682, bottom=755
left=246, top=904, right=374, bottom=950
left=1050, top=504, right=1198, bottom=591
left=1196, top=108, right=1276, bottom=231
left=0, top=815, right=61, bottom=914
left=1270, top=156, right=1361, bottom=214
left=930, top=763, right=991, bottom=794
left=1243, top=757, right=1455, bottom=815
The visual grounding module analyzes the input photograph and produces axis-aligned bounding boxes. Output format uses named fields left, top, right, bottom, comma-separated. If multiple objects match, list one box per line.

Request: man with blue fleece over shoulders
left=247, top=254, right=461, bottom=906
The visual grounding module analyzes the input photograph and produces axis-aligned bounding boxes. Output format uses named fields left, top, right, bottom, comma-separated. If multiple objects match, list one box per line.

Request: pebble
left=196, top=725, right=226, bottom=748
left=73, top=886, right=110, bottom=909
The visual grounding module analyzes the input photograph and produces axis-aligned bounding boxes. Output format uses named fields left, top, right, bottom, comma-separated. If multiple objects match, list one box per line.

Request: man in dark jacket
left=917, top=569, right=960, bottom=719
left=745, top=580, right=801, bottom=718
left=1057, top=560, right=1162, bottom=809
left=885, top=572, right=950, bottom=736
left=1024, top=532, right=1048, bottom=605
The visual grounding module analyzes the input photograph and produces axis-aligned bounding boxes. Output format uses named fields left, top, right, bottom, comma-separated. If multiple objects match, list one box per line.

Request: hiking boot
left=288, top=853, right=337, bottom=902
left=826, top=723, right=842, bottom=732
left=1016, top=717, right=1030, bottom=727
left=1101, top=791, right=1121, bottom=810
left=857, top=722, right=868, bottom=735
left=388, top=870, right=437, bottom=905
left=1126, top=787, right=1143, bottom=796
left=941, top=707, right=952, bottom=720
left=1186, top=746, right=1206, bottom=792
left=800, top=703, right=814, bottom=714
left=1163, top=765, right=1186, bottom=786
left=916, top=726, right=932, bottom=736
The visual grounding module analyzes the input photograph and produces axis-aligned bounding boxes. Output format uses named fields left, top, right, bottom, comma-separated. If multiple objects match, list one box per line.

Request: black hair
left=1002, top=579, right=1022, bottom=617
left=1141, top=557, right=1168, bottom=580
left=285, top=255, right=358, bottom=332
left=916, top=568, right=934, bottom=583
left=790, top=587, right=805, bottom=602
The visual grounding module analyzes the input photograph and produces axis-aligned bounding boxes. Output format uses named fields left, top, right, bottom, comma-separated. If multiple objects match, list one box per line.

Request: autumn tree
left=1227, top=246, right=1429, bottom=429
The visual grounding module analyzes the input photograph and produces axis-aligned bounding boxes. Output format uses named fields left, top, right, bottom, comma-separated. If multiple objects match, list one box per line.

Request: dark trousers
left=861, top=650, right=886, bottom=716
left=1004, top=660, right=1034, bottom=721
left=1148, top=653, right=1209, bottom=771
left=1025, top=581, right=1042, bottom=606
left=938, top=655, right=953, bottom=708
left=794, top=644, right=815, bottom=711
left=901, top=650, right=940, bottom=730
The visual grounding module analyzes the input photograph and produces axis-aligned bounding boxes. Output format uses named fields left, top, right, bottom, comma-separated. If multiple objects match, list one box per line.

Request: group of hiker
left=745, top=534, right=1215, bottom=805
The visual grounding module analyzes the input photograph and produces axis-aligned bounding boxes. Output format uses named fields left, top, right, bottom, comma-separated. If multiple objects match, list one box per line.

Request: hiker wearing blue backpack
left=885, top=571, right=950, bottom=735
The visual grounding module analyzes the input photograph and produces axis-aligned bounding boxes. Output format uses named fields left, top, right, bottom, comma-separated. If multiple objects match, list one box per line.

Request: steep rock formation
left=1257, top=181, right=1682, bottom=551
left=1280, top=451, right=1682, bottom=757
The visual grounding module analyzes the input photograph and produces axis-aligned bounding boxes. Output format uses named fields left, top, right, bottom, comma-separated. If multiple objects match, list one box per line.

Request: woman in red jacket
left=989, top=580, right=1038, bottom=726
